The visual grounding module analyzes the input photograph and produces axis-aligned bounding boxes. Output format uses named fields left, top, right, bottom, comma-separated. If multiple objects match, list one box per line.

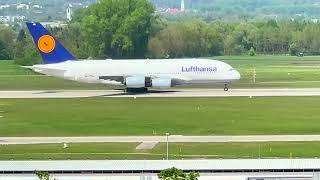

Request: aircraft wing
left=98, top=75, right=189, bottom=86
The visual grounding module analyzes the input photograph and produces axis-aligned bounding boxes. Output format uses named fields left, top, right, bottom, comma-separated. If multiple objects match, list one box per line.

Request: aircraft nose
left=233, top=70, right=241, bottom=80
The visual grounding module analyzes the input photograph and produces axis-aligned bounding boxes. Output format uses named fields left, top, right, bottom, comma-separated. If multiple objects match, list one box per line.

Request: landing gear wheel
left=224, top=84, right=229, bottom=91
left=124, top=87, right=148, bottom=93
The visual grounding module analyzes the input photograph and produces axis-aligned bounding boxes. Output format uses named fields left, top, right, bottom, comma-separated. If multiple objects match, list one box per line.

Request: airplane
left=26, top=22, right=240, bottom=92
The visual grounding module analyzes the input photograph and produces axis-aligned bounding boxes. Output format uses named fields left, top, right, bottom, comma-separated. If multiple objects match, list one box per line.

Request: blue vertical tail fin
left=26, top=22, right=75, bottom=64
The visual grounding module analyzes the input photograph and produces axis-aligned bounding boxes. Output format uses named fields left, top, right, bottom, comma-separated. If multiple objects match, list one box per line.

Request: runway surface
left=1, top=88, right=320, bottom=98
left=2, top=135, right=320, bottom=144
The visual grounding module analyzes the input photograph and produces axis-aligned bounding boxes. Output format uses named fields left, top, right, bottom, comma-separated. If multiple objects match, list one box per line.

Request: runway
left=1, top=88, right=320, bottom=98
left=2, top=135, right=320, bottom=144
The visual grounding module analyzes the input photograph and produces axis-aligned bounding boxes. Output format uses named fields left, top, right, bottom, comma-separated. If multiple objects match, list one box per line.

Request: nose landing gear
left=224, top=84, right=229, bottom=91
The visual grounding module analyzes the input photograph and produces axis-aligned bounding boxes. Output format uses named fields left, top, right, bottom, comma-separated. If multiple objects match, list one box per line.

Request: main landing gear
left=224, top=84, right=229, bottom=91
left=124, top=87, right=148, bottom=93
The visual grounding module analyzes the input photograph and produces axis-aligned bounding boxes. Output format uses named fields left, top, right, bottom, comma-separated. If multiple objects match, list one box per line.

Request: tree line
left=34, top=167, right=200, bottom=180
left=1, top=0, right=320, bottom=65
left=148, top=19, right=320, bottom=58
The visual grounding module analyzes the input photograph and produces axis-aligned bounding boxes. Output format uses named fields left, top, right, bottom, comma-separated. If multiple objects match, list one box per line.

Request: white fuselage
left=31, top=59, right=240, bottom=88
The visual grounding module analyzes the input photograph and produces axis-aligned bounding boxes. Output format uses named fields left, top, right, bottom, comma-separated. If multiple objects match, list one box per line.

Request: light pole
left=165, top=132, right=170, bottom=160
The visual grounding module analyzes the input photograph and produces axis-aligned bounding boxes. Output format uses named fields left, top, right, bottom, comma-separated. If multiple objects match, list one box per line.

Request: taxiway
left=1, top=135, right=320, bottom=144
left=0, top=88, right=320, bottom=98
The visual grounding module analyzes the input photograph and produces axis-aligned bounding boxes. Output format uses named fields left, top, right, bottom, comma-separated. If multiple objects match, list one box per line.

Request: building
left=40, top=22, right=68, bottom=28
left=16, top=3, right=29, bottom=10
left=66, top=4, right=73, bottom=21
left=0, top=15, right=26, bottom=24
left=0, top=16, right=10, bottom=23
left=32, top=5, right=43, bottom=9
left=0, top=5, right=10, bottom=9
left=181, top=0, right=185, bottom=12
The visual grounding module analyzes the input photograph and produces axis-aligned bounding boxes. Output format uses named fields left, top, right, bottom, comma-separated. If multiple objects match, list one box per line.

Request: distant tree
left=50, top=23, right=90, bottom=59
left=35, top=171, right=51, bottom=180
left=14, top=29, right=42, bottom=65
left=148, top=23, right=185, bottom=58
left=0, top=25, right=15, bottom=59
left=289, top=43, right=299, bottom=56
left=14, top=29, right=26, bottom=60
left=148, top=20, right=224, bottom=58
left=72, top=8, right=91, bottom=23
left=266, top=19, right=279, bottom=28
left=206, top=24, right=224, bottom=56
left=159, top=167, right=185, bottom=180
left=147, top=36, right=167, bottom=58
left=78, top=0, right=157, bottom=58
left=0, top=41, right=7, bottom=60
left=223, top=23, right=257, bottom=55
left=158, top=167, right=200, bottom=180
left=248, top=47, right=256, bottom=56
left=186, top=172, right=200, bottom=180
left=277, top=23, right=292, bottom=54
left=299, top=24, right=320, bottom=55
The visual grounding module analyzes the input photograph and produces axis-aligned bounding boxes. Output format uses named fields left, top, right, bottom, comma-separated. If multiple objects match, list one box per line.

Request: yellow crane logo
left=37, top=35, right=56, bottom=54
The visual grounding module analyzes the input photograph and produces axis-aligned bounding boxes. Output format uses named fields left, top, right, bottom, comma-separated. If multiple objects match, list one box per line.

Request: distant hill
left=1, top=0, right=320, bottom=22
left=152, top=0, right=320, bottom=21
left=0, top=0, right=96, bottom=22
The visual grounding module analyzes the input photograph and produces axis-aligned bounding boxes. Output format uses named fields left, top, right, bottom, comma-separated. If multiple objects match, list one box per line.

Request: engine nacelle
left=152, top=78, right=172, bottom=89
left=125, top=76, right=146, bottom=88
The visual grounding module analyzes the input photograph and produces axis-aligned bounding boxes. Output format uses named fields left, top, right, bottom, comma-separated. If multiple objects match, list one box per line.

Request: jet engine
left=151, top=78, right=172, bottom=89
left=125, top=76, right=146, bottom=88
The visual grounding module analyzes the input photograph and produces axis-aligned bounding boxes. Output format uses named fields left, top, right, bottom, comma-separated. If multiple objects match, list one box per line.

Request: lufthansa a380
left=26, top=22, right=240, bottom=92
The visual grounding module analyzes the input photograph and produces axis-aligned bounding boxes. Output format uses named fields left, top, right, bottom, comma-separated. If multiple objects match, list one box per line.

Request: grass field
left=218, top=56, right=320, bottom=88
left=1, top=57, right=320, bottom=159
left=0, top=97, right=320, bottom=136
left=1, top=56, right=320, bottom=89
left=1, top=142, right=320, bottom=160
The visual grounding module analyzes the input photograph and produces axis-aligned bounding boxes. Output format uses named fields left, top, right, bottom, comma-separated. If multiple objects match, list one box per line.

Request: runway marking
left=135, top=142, right=159, bottom=150
left=34, top=91, right=59, bottom=94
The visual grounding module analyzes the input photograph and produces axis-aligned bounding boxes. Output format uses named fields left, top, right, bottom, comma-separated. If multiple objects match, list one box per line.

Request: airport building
left=0, top=159, right=320, bottom=180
